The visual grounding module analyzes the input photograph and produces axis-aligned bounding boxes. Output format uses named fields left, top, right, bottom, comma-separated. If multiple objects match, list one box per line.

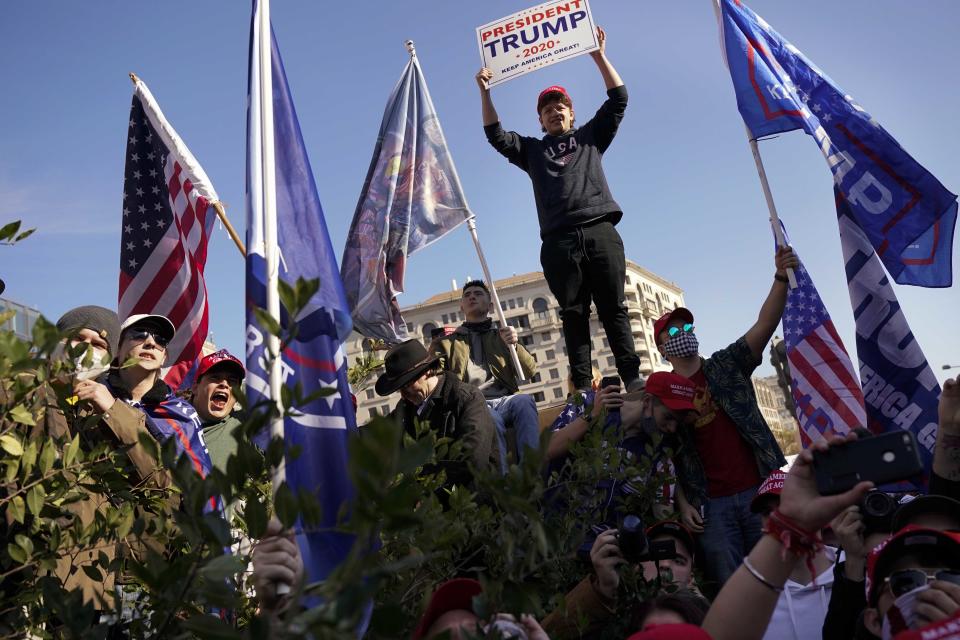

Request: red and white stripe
left=789, top=320, right=867, bottom=446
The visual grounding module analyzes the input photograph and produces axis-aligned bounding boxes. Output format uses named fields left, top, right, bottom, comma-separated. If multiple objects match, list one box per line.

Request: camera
left=618, top=515, right=677, bottom=564
left=860, top=489, right=897, bottom=535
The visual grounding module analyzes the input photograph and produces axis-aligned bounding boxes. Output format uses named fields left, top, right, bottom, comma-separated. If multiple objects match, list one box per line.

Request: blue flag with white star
left=718, top=0, right=957, bottom=287
left=245, top=3, right=357, bottom=583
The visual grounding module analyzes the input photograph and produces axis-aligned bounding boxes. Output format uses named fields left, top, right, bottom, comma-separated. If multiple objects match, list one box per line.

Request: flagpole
left=746, top=131, right=797, bottom=288
left=257, top=0, right=286, bottom=492
left=212, top=202, right=247, bottom=257
left=405, top=40, right=525, bottom=381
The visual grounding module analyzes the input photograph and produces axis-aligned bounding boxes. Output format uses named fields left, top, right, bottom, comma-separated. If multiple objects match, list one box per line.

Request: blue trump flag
left=245, top=3, right=356, bottom=582
left=838, top=190, right=939, bottom=489
left=718, top=0, right=957, bottom=287
left=340, top=49, right=471, bottom=342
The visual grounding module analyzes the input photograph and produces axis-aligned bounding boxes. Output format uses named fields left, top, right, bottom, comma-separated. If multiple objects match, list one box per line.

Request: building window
left=381, top=404, right=390, bottom=415
left=507, top=315, right=530, bottom=329
left=517, top=297, right=524, bottom=306
left=441, top=313, right=448, bottom=324
left=368, top=409, right=378, bottom=419
left=607, top=355, right=616, bottom=367
left=545, top=349, right=555, bottom=361
left=549, top=368, right=559, bottom=379
left=530, top=373, right=542, bottom=383
left=602, top=338, right=609, bottom=348
left=406, top=322, right=414, bottom=332
left=553, top=387, right=564, bottom=399
left=508, top=299, right=516, bottom=309
left=501, top=301, right=507, bottom=311
left=421, top=322, right=437, bottom=341
left=532, top=297, right=550, bottom=317
left=541, top=331, right=552, bottom=341
left=520, top=335, right=534, bottom=347
left=366, top=389, right=374, bottom=400
left=532, top=391, right=546, bottom=403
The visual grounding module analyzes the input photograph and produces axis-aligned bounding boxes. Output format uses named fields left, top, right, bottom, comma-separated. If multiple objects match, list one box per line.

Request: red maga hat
left=197, top=349, right=245, bottom=379
left=653, top=308, right=695, bottom=343
left=750, top=470, right=787, bottom=513
left=537, top=85, right=571, bottom=112
left=412, top=578, right=482, bottom=640
left=644, top=372, right=698, bottom=413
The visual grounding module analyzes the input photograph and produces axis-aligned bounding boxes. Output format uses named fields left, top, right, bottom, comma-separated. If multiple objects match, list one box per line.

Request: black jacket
left=822, top=560, right=877, bottom=640
left=484, top=86, right=627, bottom=238
left=389, top=374, right=500, bottom=491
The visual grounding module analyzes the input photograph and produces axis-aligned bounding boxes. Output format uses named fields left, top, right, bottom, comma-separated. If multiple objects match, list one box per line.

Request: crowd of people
left=10, top=24, right=959, bottom=640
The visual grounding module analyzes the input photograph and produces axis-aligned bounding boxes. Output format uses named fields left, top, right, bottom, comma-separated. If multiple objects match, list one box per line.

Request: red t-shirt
left=689, top=368, right=761, bottom=497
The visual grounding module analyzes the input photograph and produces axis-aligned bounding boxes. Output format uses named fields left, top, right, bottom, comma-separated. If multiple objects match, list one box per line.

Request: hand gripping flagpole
left=711, top=0, right=796, bottom=288
left=405, top=40, right=526, bottom=381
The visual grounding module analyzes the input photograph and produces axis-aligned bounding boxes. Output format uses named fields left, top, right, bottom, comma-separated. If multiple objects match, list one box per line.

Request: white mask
left=881, top=584, right=930, bottom=639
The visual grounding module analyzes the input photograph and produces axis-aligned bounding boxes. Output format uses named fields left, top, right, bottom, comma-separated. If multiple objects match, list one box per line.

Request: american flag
left=782, top=259, right=867, bottom=447
left=118, top=79, right=219, bottom=390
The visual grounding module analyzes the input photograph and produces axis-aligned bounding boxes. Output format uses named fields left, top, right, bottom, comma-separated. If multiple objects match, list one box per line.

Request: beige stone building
left=347, top=260, right=686, bottom=423
left=752, top=374, right=801, bottom=456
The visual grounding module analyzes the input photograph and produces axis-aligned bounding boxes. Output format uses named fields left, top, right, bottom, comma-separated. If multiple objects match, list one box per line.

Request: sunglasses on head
left=667, top=323, right=694, bottom=337
left=884, top=569, right=960, bottom=598
left=126, top=329, right=169, bottom=348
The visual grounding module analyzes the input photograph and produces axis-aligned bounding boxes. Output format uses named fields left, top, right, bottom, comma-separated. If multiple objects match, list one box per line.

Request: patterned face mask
left=663, top=331, right=699, bottom=359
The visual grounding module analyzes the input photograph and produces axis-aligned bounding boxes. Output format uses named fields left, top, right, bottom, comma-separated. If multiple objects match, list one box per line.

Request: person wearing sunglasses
left=653, top=245, right=799, bottom=589
left=863, top=525, right=960, bottom=637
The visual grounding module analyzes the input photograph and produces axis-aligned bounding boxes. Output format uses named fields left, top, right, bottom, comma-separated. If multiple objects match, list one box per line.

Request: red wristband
left=764, top=509, right=825, bottom=585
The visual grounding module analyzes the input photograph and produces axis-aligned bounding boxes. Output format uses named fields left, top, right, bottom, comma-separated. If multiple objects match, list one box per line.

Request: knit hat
left=56, top=305, right=121, bottom=355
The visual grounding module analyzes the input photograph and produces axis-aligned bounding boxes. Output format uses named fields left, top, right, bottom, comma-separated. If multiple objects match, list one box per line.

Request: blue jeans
left=699, top=484, right=763, bottom=587
left=487, top=394, right=541, bottom=473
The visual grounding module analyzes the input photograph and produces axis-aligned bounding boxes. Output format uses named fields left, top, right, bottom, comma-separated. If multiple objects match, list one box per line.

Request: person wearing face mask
left=190, top=349, right=245, bottom=474
left=862, top=526, right=960, bottom=639
left=657, top=245, right=799, bottom=588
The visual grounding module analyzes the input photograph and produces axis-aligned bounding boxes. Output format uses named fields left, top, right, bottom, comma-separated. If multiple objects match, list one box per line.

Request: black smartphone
left=812, top=430, right=923, bottom=495
left=599, top=376, right=621, bottom=414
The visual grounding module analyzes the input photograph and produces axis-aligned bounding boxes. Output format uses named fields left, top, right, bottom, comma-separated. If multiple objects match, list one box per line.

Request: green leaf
left=13, top=228, right=35, bottom=243
left=180, top=613, right=241, bottom=639
left=0, top=434, right=23, bottom=456
left=14, top=534, right=33, bottom=557
left=38, top=440, right=55, bottom=474
left=243, top=497, right=268, bottom=539
left=62, top=433, right=80, bottom=467
left=9, top=496, right=25, bottom=523
left=7, top=543, right=26, bottom=564
left=8, top=404, right=35, bottom=426
left=0, top=220, right=21, bottom=241
left=252, top=307, right=281, bottom=338
left=116, top=508, right=134, bottom=539
left=274, top=482, right=298, bottom=529
left=26, top=485, right=45, bottom=515
left=200, top=554, right=247, bottom=582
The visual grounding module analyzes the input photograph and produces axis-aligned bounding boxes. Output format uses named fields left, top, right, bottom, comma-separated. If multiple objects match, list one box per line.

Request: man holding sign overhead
left=476, top=26, right=642, bottom=394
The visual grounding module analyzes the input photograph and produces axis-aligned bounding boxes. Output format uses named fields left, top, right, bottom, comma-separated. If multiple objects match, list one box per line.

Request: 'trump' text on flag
left=838, top=190, right=939, bottom=488
left=717, top=0, right=957, bottom=287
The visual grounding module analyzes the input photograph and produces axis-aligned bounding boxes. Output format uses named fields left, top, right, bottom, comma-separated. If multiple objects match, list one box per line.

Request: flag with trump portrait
left=777, top=225, right=867, bottom=447
left=717, top=0, right=957, bottom=287
left=246, top=4, right=357, bottom=584
left=340, top=47, right=471, bottom=343
left=119, top=77, right=217, bottom=390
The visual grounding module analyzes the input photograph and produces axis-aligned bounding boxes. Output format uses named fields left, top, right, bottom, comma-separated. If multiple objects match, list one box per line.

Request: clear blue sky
left=1, top=1, right=957, bottom=383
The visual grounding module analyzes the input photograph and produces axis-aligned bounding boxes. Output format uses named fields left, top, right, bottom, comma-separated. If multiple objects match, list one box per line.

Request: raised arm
left=932, top=376, right=960, bottom=492
left=743, top=245, right=799, bottom=361
left=476, top=68, right=499, bottom=126
left=589, top=27, right=623, bottom=90
left=702, top=433, right=872, bottom=640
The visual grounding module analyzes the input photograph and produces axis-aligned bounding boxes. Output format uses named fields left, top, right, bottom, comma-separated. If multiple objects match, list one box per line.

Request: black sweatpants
left=539, top=220, right=640, bottom=389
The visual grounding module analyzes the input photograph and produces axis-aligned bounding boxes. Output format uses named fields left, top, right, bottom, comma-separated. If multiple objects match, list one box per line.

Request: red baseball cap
left=626, top=624, right=712, bottom=640
left=646, top=520, right=696, bottom=560
left=196, top=349, right=245, bottom=380
left=892, top=610, right=960, bottom=639
left=653, top=308, right=695, bottom=344
left=411, top=578, right=482, bottom=640
left=865, top=525, right=960, bottom=606
left=750, top=470, right=787, bottom=513
left=644, top=372, right=698, bottom=413
left=537, top=85, right=572, bottom=112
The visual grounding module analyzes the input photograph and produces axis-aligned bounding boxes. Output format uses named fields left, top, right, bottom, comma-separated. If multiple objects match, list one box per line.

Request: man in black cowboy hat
left=376, top=340, right=500, bottom=492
